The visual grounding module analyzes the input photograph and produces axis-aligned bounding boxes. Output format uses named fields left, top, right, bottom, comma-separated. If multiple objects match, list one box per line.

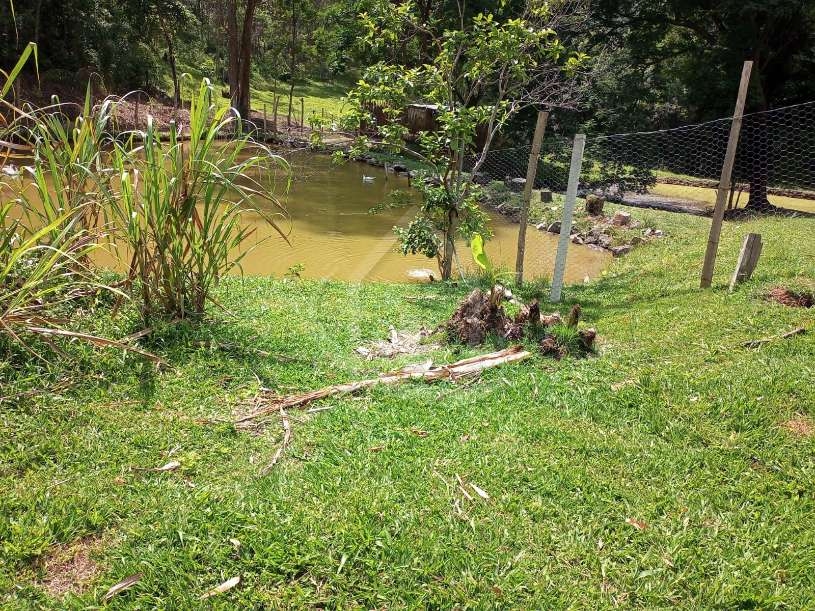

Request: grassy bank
left=1, top=209, right=814, bottom=608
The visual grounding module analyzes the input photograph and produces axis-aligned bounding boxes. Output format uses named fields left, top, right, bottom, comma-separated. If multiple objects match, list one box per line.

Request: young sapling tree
left=343, top=0, right=588, bottom=280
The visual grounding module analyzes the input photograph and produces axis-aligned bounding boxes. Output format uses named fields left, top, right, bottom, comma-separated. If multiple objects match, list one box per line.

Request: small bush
left=104, top=79, right=290, bottom=323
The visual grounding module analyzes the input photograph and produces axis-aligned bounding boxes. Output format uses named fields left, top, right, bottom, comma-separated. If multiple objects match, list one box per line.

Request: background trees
left=344, top=0, right=589, bottom=280
left=4, top=1, right=812, bottom=130
left=1, top=0, right=814, bottom=209
left=583, top=1, right=815, bottom=210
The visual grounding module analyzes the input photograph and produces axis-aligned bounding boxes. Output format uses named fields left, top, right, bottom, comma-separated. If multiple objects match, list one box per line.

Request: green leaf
left=470, top=233, right=491, bottom=271
left=2, top=42, right=37, bottom=99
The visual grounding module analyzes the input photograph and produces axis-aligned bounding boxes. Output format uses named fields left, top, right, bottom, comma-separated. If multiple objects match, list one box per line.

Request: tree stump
left=585, top=194, right=605, bottom=216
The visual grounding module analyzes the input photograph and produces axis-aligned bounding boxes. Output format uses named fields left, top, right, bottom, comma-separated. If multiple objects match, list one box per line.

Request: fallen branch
left=236, top=346, right=531, bottom=424
left=262, top=405, right=292, bottom=474
left=27, top=327, right=165, bottom=365
left=744, top=327, right=806, bottom=349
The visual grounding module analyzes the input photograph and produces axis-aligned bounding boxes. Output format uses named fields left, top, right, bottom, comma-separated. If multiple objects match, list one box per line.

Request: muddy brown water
left=235, top=152, right=609, bottom=283
left=3, top=150, right=609, bottom=283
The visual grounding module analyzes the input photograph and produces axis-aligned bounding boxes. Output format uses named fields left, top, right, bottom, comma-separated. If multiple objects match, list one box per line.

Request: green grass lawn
left=650, top=183, right=815, bottom=215
left=1, top=209, right=814, bottom=607
left=250, top=78, right=351, bottom=122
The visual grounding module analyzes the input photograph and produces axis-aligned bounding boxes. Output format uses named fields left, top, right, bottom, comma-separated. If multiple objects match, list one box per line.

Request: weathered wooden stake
left=134, top=95, right=140, bottom=128
left=263, top=103, right=268, bottom=136
left=700, top=61, right=753, bottom=288
left=515, top=110, right=549, bottom=285
left=300, top=98, right=305, bottom=129
left=729, top=233, right=763, bottom=291
left=272, top=95, right=279, bottom=133
left=550, top=134, right=586, bottom=303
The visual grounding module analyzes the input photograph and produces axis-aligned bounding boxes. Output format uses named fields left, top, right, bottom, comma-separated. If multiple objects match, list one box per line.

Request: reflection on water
left=240, top=151, right=609, bottom=283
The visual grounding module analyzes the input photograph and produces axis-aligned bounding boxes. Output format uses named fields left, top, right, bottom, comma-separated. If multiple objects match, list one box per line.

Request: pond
left=2, top=149, right=609, bottom=284
left=237, top=151, right=609, bottom=283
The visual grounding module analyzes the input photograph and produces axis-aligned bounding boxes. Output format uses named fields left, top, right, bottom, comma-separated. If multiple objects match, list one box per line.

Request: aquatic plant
left=0, top=45, right=113, bottom=355
left=104, top=78, right=290, bottom=323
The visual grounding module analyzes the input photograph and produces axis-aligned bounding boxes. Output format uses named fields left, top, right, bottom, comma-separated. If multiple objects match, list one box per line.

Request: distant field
left=651, top=182, right=815, bottom=214
left=250, top=79, right=351, bottom=123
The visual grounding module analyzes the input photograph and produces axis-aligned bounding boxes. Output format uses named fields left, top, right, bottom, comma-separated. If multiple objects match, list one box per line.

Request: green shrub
left=104, top=79, right=290, bottom=323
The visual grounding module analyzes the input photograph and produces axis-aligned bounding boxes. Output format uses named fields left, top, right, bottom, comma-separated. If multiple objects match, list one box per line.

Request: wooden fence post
left=700, top=61, right=753, bottom=288
left=515, top=110, right=549, bottom=285
left=550, top=134, right=586, bottom=303
left=263, top=103, right=268, bottom=136
left=300, top=98, right=305, bottom=130
left=272, top=95, right=279, bottom=133
left=729, top=233, right=763, bottom=291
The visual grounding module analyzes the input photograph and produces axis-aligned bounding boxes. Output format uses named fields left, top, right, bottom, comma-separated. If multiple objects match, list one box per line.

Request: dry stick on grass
left=27, top=327, right=165, bottom=365
left=235, top=346, right=532, bottom=424
left=743, top=327, right=807, bottom=349
left=262, top=405, right=292, bottom=474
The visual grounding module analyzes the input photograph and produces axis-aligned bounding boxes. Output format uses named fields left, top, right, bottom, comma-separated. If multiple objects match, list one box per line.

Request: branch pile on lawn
left=235, top=346, right=532, bottom=426
left=445, top=288, right=597, bottom=358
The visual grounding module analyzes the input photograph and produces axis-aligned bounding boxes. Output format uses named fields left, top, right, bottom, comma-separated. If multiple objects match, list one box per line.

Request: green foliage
left=346, top=0, right=585, bottom=279
left=0, top=203, right=97, bottom=346
left=469, top=233, right=490, bottom=272
left=0, top=41, right=37, bottom=99
left=0, top=47, right=105, bottom=353
left=594, top=159, right=657, bottom=198
left=394, top=216, right=441, bottom=261
left=14, top=86, right=116, bottom=234
left=584, top=0, right=815, bottom=132
left=103, top=79, right=290, bottom=323
left=545, top=323, right=585, bottom=354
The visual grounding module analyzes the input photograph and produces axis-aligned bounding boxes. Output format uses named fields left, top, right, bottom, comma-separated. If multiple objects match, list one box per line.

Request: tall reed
left=0, top=202, right=97, bottom=343
left=14, top=86, right=116, bottom=234
left=0, top=45, right=104, bottom=351
left=104, top=79, right=290, bottom=322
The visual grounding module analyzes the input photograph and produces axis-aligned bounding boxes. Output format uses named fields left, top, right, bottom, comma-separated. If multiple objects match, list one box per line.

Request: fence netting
left=466, top=101, right=815, bottom=215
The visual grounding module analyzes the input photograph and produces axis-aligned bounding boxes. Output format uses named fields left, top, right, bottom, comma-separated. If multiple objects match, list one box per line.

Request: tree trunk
left=234, top=0, right=259, bottom=120
left=441, top=208, right=458, bottom=281
left=161, top=22, right=181, bottom=108
left=742, top=97, right=772, bottom=211
left=226, top=0, right=239, bottom=101
left=287, top=8, right=299, bottom=127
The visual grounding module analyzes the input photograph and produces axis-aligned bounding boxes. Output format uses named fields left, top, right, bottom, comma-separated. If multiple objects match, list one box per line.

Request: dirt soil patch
left=781, top=416, right=815, bottom=438
left=767, top=287, right=814, bottom=308
left=37, top=536, right=102, bottom=599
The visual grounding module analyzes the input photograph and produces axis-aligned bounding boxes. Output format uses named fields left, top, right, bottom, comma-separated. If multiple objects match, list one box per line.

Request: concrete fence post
left=550, top=134, right=586, bottom=303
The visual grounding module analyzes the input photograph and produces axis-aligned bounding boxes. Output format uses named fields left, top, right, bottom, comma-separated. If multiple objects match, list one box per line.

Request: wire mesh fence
left=467, top=100, right=815, bottom=217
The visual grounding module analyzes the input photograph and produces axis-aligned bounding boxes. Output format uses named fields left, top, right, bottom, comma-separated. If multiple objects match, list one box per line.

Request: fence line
left=464, top=95, right=815, bottom=299
left=468, top=99, right=815, bottom=214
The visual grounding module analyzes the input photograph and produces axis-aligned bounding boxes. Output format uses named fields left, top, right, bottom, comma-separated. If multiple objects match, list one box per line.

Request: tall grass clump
left=0, top=44, right=101, bottom=351
left=105, top=79, right=290, bottom=323
left=0, top=202, right=97, bottom=349
left=13, top=86, right=116, bottom=233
